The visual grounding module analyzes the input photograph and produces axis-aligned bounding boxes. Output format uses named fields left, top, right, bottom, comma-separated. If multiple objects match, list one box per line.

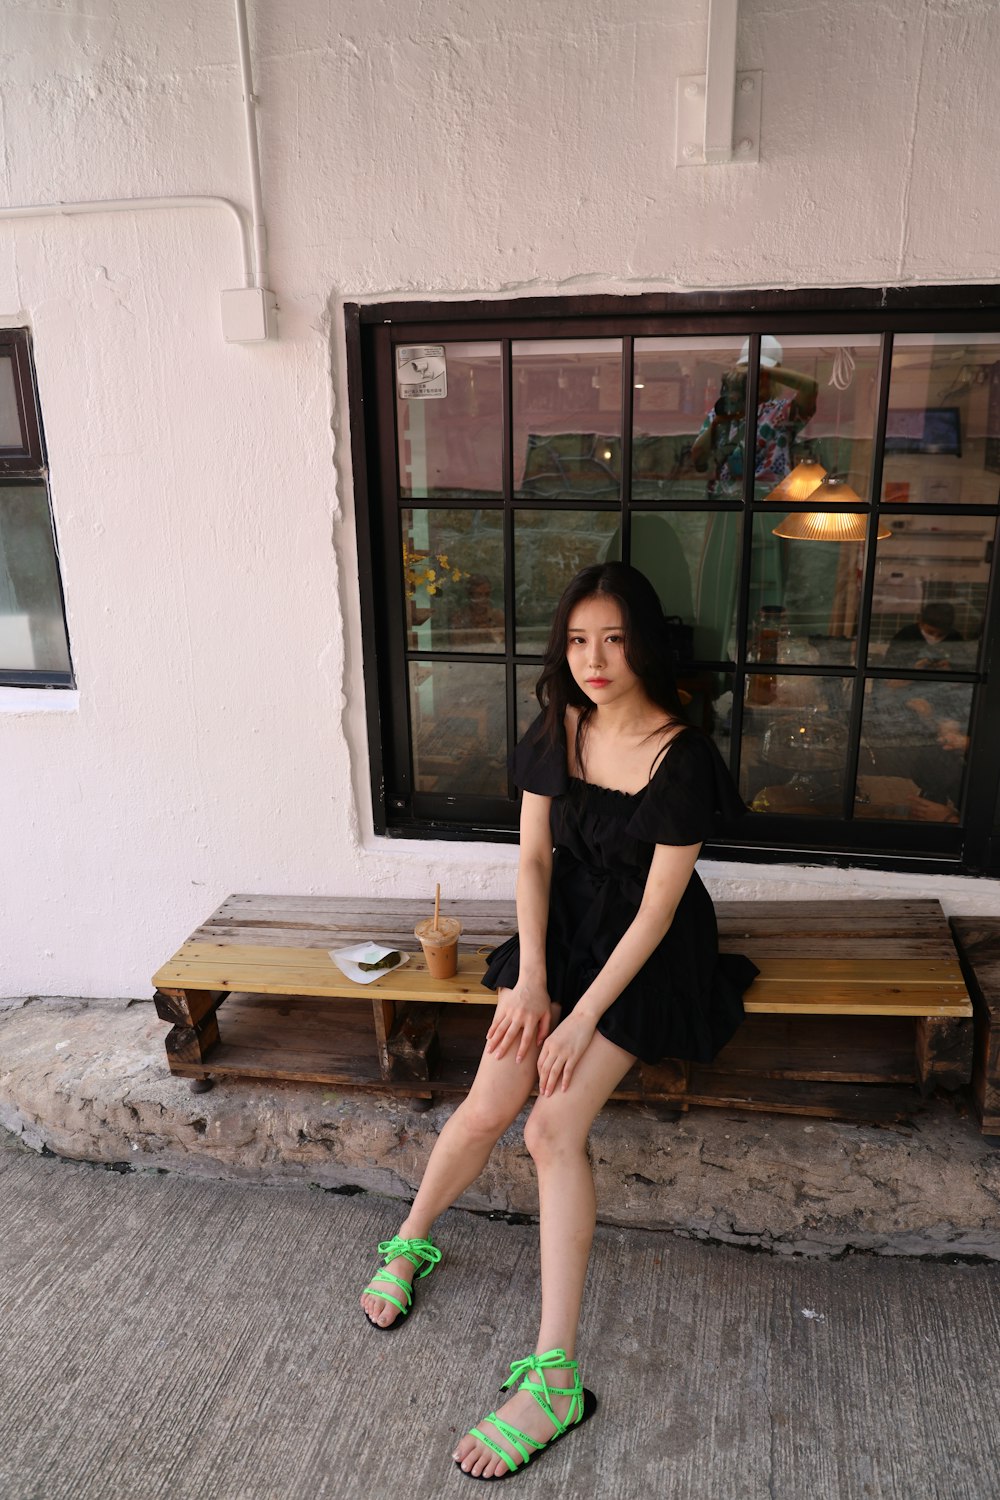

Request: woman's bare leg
left=453, top=1031, right=636, bottom=1477
left=361, top=993, right=549, bottom=1327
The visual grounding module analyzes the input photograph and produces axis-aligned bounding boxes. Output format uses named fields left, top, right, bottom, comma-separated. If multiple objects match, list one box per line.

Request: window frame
left=346, top=287, right=1000, bottom=877
left=0, top=326, right=74, bottom=688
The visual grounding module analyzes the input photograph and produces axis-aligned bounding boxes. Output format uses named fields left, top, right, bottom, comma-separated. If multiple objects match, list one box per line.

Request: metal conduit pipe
left=233, top=0, right=268, bottom=292
left=0, top=2, right=274, bottom=337
left=0, top=197, right=254, bottom=287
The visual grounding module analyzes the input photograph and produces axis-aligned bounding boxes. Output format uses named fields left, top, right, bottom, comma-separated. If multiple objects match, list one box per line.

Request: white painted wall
left=2, top=0, right=999, bottom=999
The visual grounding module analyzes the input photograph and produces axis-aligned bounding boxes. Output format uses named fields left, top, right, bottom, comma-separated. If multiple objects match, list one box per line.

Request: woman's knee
left=523, top=1100, right=587, bottom=1163
left=452, top=1091, right=521, bottom=1144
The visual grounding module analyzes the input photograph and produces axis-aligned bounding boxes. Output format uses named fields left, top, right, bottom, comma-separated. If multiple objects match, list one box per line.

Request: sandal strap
left=376, top=1235, right=442, bottom=1278
left=468, top=1416, right=542, bottom=1473
left=362, top=1269, right=413, bottom=1314
left=501, top=1349, right=584, bottom=1434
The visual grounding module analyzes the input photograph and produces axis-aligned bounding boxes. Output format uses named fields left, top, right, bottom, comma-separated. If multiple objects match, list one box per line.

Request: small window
left=0, top=329, right=72, bottom=687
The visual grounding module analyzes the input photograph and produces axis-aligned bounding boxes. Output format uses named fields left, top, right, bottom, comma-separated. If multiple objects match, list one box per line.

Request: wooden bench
left=152, top=894, right=975, bottom=1126
left=949, top=917, right=1000, bottom=1137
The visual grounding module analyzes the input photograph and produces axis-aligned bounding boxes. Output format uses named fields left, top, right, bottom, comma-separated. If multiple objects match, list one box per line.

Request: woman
left=360, top=562, right=758, bottom=1480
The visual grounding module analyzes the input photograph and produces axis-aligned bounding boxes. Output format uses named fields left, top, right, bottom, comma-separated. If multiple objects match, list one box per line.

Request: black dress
left=481, top=716, right=759, bottom=1065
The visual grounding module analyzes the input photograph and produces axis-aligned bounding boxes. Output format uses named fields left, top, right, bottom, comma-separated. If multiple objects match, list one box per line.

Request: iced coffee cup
left=414, top=914, right=462, bottom=979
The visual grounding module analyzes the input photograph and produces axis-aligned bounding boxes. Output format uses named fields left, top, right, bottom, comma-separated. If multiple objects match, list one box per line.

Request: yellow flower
left=427, top=585, right=438, bottom=595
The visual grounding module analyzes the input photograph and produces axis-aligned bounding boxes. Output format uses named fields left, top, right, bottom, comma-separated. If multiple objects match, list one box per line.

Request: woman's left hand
left=537, top=1012, right=597, bottom=1096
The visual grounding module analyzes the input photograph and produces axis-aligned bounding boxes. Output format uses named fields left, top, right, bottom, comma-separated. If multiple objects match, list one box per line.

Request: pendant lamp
left=772, top=474, right=892, bottom=541
left=762, top=459, right=828, bottom=503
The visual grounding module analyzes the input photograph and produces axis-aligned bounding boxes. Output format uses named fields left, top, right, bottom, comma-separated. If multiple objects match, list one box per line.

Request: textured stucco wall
left=1, top=0, right=999, bottom=998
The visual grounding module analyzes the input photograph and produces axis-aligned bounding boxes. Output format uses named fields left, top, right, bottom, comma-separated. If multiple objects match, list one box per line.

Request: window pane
left=747, top=513, right=866, bottom=666
left=672, top=333, right=879, bottom=503
left=402, top=509, right=504, bottom=653
left=514, top=509, right=621, bottom=652
left=396, top=342, right=502, bottom=499
left=678, top=668, right=735, bottom=762
left=741, top=675, right=851, bottom=815
left=0, top=484, right=70, bottom=673
left=868, top=514, right=993, bottom=670
left=857, top=678, right=972, bottom=822
left=632, top=336, right=746, bottom=503
left=408, top=661, right=506, bottom=796
left=631, top=510, right=740, bottom=663
left=516, top=665, right=540, bottom=738
left=513, top=340, right=622, bottom=499
left=0, top=355, right=23, bottom=447
left=882, top=334, right=1000, bottom=506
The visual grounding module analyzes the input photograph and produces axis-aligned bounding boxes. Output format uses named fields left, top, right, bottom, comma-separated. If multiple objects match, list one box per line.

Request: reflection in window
left=397, top=343, right=503, bottom=499
left=409, top=660, right=507, bottom=796
left=632, top=337, right=744, bottom=503
left=868, top=514, right=992, bottom=671
left=402, top=509, right=504, bottom=653
left=883, top=334, right=1000, bottom=506
left=514, top=510, right=621, bottom=653
left=857, top=678, right=972, bottom=823
left=747, top=515, right=867, bottom=667
left=513, top=341, right=622, bottom=499
left=740, top=675, right=850, bottom=816
left=631, top=511, right=741, bottom=663
left=0, top=485, right=72, bottom=674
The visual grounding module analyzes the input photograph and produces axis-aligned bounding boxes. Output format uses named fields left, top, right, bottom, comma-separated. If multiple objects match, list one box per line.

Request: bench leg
left=156, top=988, right=228, bottom=1075
left=165, top=1013, right=221, bottom=1068
left=914, top=1016, right=974, bottom=1096
left=371, top=998, right=396, bottom=1083
left=387, top=1003, right=441, bottom=1082
left=639, top=1057, right=691, bottom=1106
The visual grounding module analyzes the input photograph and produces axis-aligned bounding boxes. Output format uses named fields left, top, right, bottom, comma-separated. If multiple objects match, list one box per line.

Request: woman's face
left=565, top=594, right=640, bottom=706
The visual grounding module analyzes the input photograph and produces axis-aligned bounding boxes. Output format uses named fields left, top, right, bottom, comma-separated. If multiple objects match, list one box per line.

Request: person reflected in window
left=691, top=336, right=818, bottom=496
left=883, top=601, right=963, bottom=671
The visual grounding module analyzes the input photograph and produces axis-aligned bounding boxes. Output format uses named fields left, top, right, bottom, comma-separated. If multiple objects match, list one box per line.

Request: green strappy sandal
left=456, top=1348, right=598, bottom=1480
left=361, top=1235, right=442, bottom=1330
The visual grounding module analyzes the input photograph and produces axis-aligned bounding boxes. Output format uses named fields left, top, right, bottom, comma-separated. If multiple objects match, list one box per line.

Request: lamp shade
left=771, top=473, right=892, bottom=541
left=762, top=459, right=827, bottom=503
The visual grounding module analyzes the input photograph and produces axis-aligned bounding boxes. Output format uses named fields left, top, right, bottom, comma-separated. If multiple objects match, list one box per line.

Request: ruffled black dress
left=481, top=716, right=759, bottom=1065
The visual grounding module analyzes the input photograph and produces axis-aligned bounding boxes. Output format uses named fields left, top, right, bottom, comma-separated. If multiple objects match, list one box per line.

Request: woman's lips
left=586, top=678, right=610, bottom=687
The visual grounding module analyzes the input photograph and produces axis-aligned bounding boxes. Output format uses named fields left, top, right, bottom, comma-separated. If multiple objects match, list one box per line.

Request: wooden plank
left=950, top=917, right=1000, bottom=1133
left=744, top=981, right=970, bottom=1017
left=750, top=957, right=966, bottom=984
left=683, top=1072, right=934, bottom=1123
left=709, top=1014, right=918, bottom=1084
left=154, top=943, right=971, bottom=1016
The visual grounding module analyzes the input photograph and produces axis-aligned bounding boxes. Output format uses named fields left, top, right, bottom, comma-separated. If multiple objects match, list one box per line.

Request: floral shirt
left=697, top=394, right=805, bottom=494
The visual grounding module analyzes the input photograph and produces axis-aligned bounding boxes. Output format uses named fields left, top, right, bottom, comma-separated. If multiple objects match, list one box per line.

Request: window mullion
left=840, top=331, right=895, bottom=820
left=727, top=334, right=761, bottom=788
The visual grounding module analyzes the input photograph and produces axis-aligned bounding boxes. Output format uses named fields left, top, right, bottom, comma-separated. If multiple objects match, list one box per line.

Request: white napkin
left=328, top=941, right=410, bottom=986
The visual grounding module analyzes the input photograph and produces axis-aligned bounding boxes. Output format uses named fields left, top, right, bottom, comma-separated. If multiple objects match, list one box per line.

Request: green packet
left=358, top=950, right=403, bottom=972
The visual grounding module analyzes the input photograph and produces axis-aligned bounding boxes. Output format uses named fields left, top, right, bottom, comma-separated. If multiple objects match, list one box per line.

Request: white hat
left=737, top=335, right=783, bottom=368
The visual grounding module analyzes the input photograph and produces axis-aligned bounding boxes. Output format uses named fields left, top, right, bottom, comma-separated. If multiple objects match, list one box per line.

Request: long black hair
left=534, top=562, right=690, bottom=777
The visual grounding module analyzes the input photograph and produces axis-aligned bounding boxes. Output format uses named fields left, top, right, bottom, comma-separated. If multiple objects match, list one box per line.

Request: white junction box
left=220, top=286, right=279, bottom=342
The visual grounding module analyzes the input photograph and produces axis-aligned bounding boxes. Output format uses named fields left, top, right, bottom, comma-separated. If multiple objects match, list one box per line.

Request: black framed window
left=0, top=328, right=73, bottom=688
left=347, top=290, right=1000, bottom=876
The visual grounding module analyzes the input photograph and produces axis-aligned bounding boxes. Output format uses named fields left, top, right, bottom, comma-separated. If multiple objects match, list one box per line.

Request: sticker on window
left=397, top=345, right=448, bottom=400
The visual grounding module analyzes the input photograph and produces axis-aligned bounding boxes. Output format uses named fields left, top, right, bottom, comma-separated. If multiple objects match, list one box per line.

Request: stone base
left=2, top=995, right=1000, bottom=1260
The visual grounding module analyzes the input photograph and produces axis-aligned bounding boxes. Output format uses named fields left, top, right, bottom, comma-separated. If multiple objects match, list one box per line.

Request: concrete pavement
left=3, top=1126, right=1000, bottom=1500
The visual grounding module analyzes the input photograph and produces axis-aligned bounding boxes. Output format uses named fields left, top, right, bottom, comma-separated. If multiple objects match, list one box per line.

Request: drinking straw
left=434, top=883, right=441, bottom=932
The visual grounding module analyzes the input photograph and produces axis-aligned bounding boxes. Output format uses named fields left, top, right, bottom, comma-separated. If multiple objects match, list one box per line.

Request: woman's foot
left=360, top=1228, right=440, bottom=1329
left=359, top=1248, right=419, bottom=1328
left=452, top=1367, right=581, bottom=1478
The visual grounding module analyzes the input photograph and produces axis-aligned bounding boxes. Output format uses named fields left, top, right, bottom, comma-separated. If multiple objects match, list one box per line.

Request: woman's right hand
left=486, top=977, right=555, bottom=1063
